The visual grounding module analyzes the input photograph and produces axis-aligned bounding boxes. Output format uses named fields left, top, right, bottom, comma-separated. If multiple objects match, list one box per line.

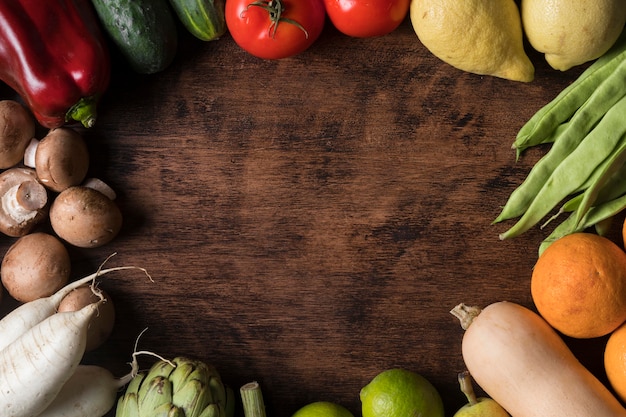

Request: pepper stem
left=66, top=96, right=99, bottom=128
left=245, top=0, right=309, bottom=39
left=240, top=381, right=267, bottom=417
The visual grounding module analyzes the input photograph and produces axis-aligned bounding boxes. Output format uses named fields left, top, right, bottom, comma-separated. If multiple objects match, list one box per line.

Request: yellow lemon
left=291, top=401, right=354, bottom=417
left=360, top=368, right=444, bottom=417
left=410, top=0, right=534, bottom=82
left=521, top=0, right=626, bottom=71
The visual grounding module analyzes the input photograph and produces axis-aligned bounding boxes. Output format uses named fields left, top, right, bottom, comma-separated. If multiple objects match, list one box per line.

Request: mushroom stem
left=1, top=181, right=47, bottom=223
left=23, top=138, right=40, bottom=168
left=82, top=178, right=117, bottom=200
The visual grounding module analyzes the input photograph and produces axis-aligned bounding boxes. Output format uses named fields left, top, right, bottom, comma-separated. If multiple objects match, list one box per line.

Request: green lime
left=360, top=368, right=445, bottom=417
left=292, top=401, right=355, bottom=417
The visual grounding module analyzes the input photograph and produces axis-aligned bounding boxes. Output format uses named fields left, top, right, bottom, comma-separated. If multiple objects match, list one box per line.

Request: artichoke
left=116, top=356, right=234, bottom=417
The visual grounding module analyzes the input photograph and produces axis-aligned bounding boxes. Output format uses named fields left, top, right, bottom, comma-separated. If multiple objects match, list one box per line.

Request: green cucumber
left=168, top=0, right=226, bottom=41
left=90, top=0, right=178, bottom=74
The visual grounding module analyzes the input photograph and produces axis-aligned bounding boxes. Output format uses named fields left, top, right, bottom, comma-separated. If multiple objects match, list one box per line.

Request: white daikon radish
left=0, top=302, right=99, bottom=417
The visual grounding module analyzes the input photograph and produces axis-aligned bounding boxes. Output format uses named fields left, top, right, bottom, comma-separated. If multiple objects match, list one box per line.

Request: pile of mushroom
left=0, top=99, right=122, bottom=350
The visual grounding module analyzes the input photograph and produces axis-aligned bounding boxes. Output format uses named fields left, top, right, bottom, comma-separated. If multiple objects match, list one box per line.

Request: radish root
left=127, top=328, right=176, bottom=377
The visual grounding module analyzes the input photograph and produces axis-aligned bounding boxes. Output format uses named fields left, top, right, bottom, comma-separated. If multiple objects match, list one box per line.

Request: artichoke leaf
left=151, top=402, right=186, bottom=417
left=115, top=392, right=140, bottom=417
left=198, top=403, right=222, bottom=417
left=209, top=376, right=226, bottom=405
left=173, top=379, right=212, bottom=416
left=139, top=376, right=174, bottom=415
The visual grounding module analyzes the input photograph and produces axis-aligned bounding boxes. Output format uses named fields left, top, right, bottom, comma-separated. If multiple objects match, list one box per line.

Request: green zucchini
left=168, top=0, right=227, bottom=41
left=90, top=0, right=178, bottom=74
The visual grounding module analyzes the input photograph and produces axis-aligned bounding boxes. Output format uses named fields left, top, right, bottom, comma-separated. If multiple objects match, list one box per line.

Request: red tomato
left=225, top=0, right=326, bottom=59
left=324, top=0, right=409, bottom=38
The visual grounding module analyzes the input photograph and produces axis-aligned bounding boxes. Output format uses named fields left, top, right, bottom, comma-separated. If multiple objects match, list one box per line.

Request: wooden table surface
left=0, top=15, right=614, bottom=417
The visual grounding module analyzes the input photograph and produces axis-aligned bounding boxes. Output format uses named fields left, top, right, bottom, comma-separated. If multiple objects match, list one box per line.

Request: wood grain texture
left=0, top=18, right=609, bottom=417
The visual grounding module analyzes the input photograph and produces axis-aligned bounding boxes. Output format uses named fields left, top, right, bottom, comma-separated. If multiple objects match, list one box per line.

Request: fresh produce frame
left=0, top=2, right=625, bottom=417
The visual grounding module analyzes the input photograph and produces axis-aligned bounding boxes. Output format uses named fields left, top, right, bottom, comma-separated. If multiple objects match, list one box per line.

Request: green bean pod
left=514, top=122, right=569, bottom=160
left=495, top=61, right=626, bottom=224
left=514, top=30, right=626, bottom=153
left=567, top=136, right=626, bottom=201
left=539, top=191, right=626, bottom=256
left=496, top=134, right=581, bottom=223
left=543, top=159, right=626, bottom=229
left=594, top=216, right=614, bottom=236
left=515, top=53, right=626, bottom=160
left=592, top=162, right=626, bottom=204
left=573, top=137, right=626, bottom=229
left=499, top=94, right=626, bottom=240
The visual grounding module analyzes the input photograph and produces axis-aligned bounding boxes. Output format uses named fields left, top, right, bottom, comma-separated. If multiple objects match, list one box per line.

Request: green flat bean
left=541, top=159, right=626, bottom=228
left=499, top=94, right=626, bottom=240
left=593, top=162, right=626, bottom=203
left=514, top=29, right=626, bottom=152
left=515, top=58, right=626, bottom=161
left=594, top=216, right=614, bottom=237
left=539, top=193, right=582, bottom=229
left=496, top=134, right=580, bottom=223
left=539, top=191, right=626, bottom=256
left=573, top=137, right=626, bottom=229
left=560, top=193, right=583, bottom=214
left=495, top=63, right=626, bottom=224
left=514, top=121, right=569, bottom=161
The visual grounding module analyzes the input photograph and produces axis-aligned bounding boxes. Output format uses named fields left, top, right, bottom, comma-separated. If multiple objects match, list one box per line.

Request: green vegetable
left=169, top=0, right=227, bottom=41
left=494, top=30, right=626, bottom=250
left=542, top=159, right=626, bottom=231
left=115, top=357, right=234, bottom=417
left=539, top=192, right=626, bottom=255
left=513, top=29, right=626, bottom=156
left=495, top=54, right=626, bottom=223
left=498, top=93, right=626, bottom=240
left=572, top=139, right=626, bottom=229
left=90, top=0, right=178, bottom=74
left=240, top=382, right=267, bottom=417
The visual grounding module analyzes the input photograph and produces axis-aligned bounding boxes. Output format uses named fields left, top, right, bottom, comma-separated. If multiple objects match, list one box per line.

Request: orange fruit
left=622, top=216, right=626, bottom=249
left=531, top=232, right=626, bottom=338
left=605, top=321, right=626, bottom=402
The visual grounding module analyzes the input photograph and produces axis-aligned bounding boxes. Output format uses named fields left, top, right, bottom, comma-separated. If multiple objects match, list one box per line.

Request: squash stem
left=450, top=303, right=482, bottom=330
left=240, top=381, right=267, bottom=417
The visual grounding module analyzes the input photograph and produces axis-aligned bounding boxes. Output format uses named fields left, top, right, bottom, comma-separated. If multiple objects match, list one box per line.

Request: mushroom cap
left=35, top=128, right=89, bottom=192
left=0, top=167, right=48, bottom=237
left=1, top=232, right=71, bottom=302
left=49, top=186, right=122, bottom=248
left=0, top=100, right=35, bottom=169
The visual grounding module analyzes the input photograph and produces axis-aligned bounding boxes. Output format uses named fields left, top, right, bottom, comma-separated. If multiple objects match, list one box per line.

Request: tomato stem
left=245, top=0, right=309, bottom=39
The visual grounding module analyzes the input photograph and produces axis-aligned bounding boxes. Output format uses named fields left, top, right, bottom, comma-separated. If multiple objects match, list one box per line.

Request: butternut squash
left=450, top=301, right=626, bottom=417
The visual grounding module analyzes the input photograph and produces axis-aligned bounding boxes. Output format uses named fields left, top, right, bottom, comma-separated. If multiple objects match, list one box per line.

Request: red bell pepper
left=0, top=0, right=110, bottom=128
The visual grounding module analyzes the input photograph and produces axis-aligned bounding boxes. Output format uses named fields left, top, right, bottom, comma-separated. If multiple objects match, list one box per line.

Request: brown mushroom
left=81, top=177, right=117, bottom=200
left=57, top=285, right=115, bottom=351
left=1, top=232, right=71, bottom=303
left=49, top=185, right=122, bottom=248
left=0, top=167, right=48, bottom=237
left=0, top=100, right=35, bottom=169
left=23, top=127, right=89, bottom=192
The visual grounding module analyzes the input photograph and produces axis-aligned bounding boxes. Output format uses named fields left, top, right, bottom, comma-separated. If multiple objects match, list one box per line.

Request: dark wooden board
left=0, top=16, right=613, bottom=417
